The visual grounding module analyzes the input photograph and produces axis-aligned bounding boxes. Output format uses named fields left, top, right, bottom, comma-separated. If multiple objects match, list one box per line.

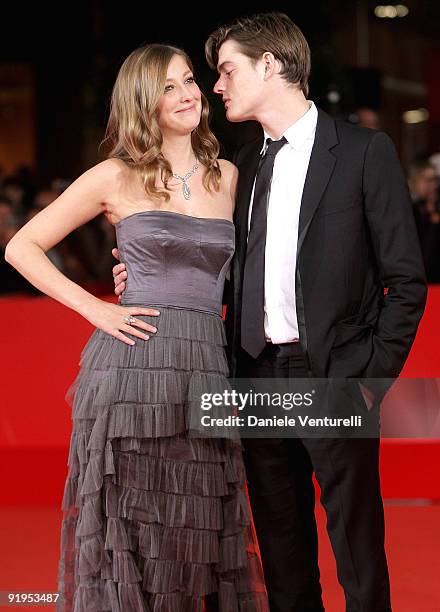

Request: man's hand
left=112, top=248, right=127, bottom=303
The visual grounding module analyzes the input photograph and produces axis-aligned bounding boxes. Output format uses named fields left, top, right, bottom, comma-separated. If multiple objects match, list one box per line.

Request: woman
left=5, top=44, right=268, bottom=611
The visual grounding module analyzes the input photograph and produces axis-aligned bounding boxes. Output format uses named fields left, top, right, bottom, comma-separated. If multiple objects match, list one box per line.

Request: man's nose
left=213, top=77, right=224, bottom=94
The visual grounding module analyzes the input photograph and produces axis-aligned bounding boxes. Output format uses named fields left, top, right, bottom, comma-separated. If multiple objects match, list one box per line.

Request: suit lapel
left=297, top=109, right=338, bottom=253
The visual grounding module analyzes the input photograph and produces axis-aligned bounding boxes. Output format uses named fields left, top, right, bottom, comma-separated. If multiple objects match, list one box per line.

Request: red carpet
left=1, top=287, right=439, bottom=609
left=1, top=503, right=439, bottom=611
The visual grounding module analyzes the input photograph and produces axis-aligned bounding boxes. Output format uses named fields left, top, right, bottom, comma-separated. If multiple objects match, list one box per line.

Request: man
left=113, top=13, right=427, bottom=611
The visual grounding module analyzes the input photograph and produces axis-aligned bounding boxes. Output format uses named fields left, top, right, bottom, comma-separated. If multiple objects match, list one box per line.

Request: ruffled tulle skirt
left=56, top=306, right=269, bottom=611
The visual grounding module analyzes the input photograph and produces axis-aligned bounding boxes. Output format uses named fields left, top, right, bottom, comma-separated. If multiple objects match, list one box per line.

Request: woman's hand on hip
left=83, top=300, right=160, bottom=345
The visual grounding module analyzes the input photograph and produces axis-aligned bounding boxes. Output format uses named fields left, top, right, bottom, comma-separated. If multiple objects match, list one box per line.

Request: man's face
left=213, top=39, right=265, bottom=122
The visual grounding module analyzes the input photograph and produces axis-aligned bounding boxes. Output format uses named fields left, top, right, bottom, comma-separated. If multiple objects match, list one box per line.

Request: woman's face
left=156, top=54, right=202, bottom=137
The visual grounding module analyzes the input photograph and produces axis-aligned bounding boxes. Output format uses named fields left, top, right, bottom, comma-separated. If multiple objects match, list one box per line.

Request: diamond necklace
left=172, top=161, right=199, bottom=200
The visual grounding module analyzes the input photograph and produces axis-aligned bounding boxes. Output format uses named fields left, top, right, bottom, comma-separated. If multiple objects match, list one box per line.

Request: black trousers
left=237, top=343, right=392, bottom=612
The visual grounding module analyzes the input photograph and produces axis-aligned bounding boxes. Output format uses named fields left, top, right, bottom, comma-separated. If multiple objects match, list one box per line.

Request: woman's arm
left=5, top=159, right=160, bottom=345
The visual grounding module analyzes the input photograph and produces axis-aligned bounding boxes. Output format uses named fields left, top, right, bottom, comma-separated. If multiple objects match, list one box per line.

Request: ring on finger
left=123, top=315, right=137, bottom=325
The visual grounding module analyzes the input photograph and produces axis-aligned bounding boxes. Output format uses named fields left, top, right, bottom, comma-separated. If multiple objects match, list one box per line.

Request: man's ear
left=262, top=52, right=281, bottom=79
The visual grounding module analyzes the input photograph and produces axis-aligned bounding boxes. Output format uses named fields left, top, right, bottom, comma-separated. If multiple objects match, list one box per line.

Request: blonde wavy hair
left=103, top=44, right=221, bottom=201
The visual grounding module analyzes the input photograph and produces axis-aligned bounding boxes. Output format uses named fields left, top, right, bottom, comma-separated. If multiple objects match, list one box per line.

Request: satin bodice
left=115, top=210, right=235, bottom=315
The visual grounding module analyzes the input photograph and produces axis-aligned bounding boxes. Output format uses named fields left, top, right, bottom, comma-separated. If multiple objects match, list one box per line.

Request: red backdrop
left=1, top=287, right=439, bottom=504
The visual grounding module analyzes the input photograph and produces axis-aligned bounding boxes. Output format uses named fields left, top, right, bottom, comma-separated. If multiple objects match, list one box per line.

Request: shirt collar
left=260, top=100, right=318, bottom=154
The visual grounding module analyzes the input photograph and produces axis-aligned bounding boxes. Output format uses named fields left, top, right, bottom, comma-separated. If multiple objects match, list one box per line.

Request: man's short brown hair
left=205, top=12, right=311, bottom=96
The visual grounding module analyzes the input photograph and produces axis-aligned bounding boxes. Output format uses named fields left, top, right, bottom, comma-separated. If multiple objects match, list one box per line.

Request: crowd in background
left=408, top=153, right=440, bottom=283
left=1, top=130, right=440, bottom=296
left=0, top=166, right=116, bottom=295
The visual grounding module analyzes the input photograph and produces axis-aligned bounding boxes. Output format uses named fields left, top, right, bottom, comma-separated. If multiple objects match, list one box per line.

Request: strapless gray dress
left=57, top=211, right=269, bottom=612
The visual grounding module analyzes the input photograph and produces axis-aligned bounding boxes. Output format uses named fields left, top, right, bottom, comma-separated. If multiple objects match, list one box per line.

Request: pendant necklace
left=172, top=161, right=199, bottom=200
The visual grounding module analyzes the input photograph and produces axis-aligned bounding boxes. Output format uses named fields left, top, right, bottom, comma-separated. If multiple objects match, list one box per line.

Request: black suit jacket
left=225, top=108, right=427, bottom=399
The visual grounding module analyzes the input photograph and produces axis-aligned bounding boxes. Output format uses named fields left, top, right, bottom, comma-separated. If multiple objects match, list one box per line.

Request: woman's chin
left=175, top=117, right=200, bottom=135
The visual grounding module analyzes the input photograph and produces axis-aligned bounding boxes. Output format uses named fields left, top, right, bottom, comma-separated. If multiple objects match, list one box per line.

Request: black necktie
left=241, top=136, right=288, bottom=358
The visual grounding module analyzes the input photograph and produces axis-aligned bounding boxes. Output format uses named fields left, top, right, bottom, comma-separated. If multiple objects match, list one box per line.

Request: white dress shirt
left=247, top=100, right=318, bottom=343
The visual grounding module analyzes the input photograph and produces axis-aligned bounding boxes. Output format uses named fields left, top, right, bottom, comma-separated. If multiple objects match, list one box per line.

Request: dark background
left=1, top=0, right=440, bottom=183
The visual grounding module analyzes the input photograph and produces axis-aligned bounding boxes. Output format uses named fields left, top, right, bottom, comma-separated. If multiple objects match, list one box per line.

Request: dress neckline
left=114, top=209, right=234, bottom=227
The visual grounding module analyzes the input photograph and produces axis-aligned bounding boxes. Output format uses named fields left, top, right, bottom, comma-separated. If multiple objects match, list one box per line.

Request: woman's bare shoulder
left=93, top=158, right=131, bottom=182
left=217, top=159, right=238, bottom=213
left=218, top=158, right=238, bottom=176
